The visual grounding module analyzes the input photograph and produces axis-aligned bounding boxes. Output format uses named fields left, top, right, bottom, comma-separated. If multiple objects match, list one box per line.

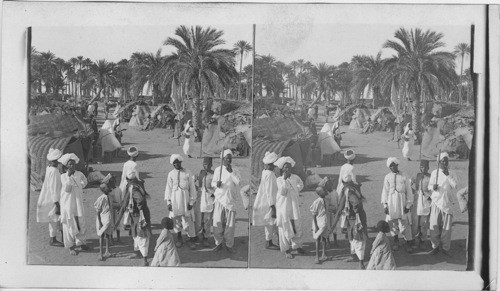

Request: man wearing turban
left=274, top=156, right=305, bottom=259
left=36, top=148, right=63, bottom=247
left=428, top=152, right=458, bottom=256
left=211, top=149, right=241, bottom=253
left=119, top=147, right=141, bottom=229
left=336, top=150, right=360, bottom=234
left=252, top=151, right=280, bottom=250
left=58, top=153, right=89, bottom=255
left=381, top=157, right=414, bottom=252
left=164, top=154, right=197, bottom=250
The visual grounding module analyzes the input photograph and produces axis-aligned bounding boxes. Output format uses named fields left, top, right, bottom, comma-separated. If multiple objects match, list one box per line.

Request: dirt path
left=28, top=104, right=250, bottom=267
left=249, top=115, right=469, bottom=270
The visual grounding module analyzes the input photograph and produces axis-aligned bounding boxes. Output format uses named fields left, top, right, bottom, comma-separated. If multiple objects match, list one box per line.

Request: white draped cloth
left=252, top=169, right=278, bottom=226
left=211, top=165, right=241, bottom=212
left=402, top=129, right=416, bottom=159
left=164, top=169, right=197, bottom=217
left=336, top=163, right=358, bottom=195
left=37, top=166, right=62, bottom=223
left=119, top=160, right=139, bottom=199
left=318, top=123, right=341, bottom=156
left=183, top=127, right=195, bottom=156
left=428, top=169, right=458, bottom=214
left=275, top=174, right=304, bottom=242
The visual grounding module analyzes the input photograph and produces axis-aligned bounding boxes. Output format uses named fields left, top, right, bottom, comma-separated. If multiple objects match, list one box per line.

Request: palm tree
left=233, top=40, right=252, bottom=101
left=307, top=62, right=335, bottom=107
left=87, top=59, right=117, bottom=103
left=161, top=25, right=238, bottom=130
left=383, top=28, right=457, bottom=135
left=454, top=42, right=471, bottom=104
left=130, top=50, right=165, bottom=105
left=351, top=53, right=385, bottom=108
left=333, top=62, right=353, bottom=107
left=116, top=59, right=133, bottom=103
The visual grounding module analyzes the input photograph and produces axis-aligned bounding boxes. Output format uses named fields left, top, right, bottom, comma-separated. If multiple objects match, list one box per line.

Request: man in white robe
left=274, top=156, right=305, bottom=259
left=165, top=154, right=197, bottom=250
left=58, top=153, right=89, bottom=255
left=36, top=148, right=63, bottom=246
left=381, top=157, right=414, bottom=252
left=252, top=151, right=280, bottom=250
left=211, top=149, right=241, bottom=253
left=336, top=150, right=360, bottom=233
left=428, top=152, right=457, bottom=256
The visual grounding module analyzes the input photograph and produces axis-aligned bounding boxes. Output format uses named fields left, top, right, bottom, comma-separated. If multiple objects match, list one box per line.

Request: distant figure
left=314, top=105, right=319, bottom=120
left=183, top=120, right=195, bottom=158
left=401, top=123, right=416, bottom=161
left=308, top=106, right=315, bottom=120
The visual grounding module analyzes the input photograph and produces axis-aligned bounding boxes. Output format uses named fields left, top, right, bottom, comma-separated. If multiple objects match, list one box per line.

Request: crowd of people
left=36, top=137, right=245, bottom=266
left=252, top=146, right=465, bottom=270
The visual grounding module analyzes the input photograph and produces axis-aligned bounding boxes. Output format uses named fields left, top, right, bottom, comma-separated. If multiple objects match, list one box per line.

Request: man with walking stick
left=428, top=152, right=458, bottom=256
left=211, top=149, right=241, bottom=253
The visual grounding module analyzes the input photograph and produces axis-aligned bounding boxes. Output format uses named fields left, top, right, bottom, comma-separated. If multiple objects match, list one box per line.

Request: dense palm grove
left=30, top=26, right=471, bottom=132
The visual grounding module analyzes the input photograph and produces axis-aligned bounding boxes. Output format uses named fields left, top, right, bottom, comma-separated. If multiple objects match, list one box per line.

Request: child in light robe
left=367, top=220, right=396, bottom=270
left=103, top=174, right=122, bottom=243
left=151, top=217, right=181, bottom=267
left=95, top=183, right=115, bottom=261
left=196, top=157, right=215, bottom=247
left=311, top=187, right=331, bottom=264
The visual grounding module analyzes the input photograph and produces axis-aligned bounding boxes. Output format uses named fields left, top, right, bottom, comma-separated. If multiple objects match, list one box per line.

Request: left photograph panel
left=27, top=25, right=252, bottom=267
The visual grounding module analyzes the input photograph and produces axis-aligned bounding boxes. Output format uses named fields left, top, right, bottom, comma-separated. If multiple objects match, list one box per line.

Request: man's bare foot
left=285, top=252, right=293, bottom=259
left=314, top=258, right=321, bottom=264
left=98, top=255, right=104, bottom=261
left=69, top=249, right=77, bottom=256
left=103, top=252, right=114, bottom=258
left=212, top=243, right=223, bottom=252
left=78, top=244, right=89, bottom=251
left=319, top=255, right=330, bottom=261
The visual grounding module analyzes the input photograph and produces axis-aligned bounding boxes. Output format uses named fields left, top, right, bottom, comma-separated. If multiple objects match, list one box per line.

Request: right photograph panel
left=249, top=7, right=476, bottom=270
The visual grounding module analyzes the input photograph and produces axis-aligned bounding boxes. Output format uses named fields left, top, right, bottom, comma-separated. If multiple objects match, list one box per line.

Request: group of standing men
left=36, top=144, right=243, bottom=265
left=252, top=148, right=460, bottom=266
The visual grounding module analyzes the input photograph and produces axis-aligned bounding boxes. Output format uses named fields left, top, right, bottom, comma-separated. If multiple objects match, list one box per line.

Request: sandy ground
left=27, top=105, right=250, bottom=267
left=249, top=114, right=470, bottom=270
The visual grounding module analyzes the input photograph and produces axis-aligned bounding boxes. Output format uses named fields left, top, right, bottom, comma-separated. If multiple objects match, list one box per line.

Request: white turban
left=58, top=153, right=80, bottom=166
left=386, top=157, right=400, bottom=168
left=170, top=154, right=183, bottom=164
left=437, top=152, right=449, bottom=162
left=262, top=151, right=278, bottom=164
left=127, top=146, right=139, bottom=157
left=344, top=150, right=356, bottom=161
left=47, top=148, right=63, bottom=161
left=274, top=156, right=295, bottom=169
left=221, top=149, right=233, bottom=158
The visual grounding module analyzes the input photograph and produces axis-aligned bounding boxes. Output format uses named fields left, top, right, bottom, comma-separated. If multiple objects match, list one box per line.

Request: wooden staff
left=218, top=147, right=224, bottom=186
left=435, top=149, right=441, bottom=187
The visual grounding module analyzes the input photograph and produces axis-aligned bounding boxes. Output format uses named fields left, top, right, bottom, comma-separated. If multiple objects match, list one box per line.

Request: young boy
left=196, top=157, right=215, bottom=247
left=95, top=183, right=115, bottom=261
left=311, top=187, right=331, bottom=264
left=103, top=174, right=122, bottom=243
left=411, top=160, right=432, bottom=250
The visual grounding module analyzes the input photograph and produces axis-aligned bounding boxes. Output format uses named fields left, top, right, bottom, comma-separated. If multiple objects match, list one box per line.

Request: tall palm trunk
left=238, top=52, right=243, bottom=101
left=459, top=54, right=464, bottom=104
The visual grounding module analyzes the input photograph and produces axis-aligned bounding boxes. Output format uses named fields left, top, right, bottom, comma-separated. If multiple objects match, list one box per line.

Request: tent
left=252, top=117, right=312, bottom=141
left=28, top=113, right=92, bottom=191
left=421, top=106, right=474, bottom=159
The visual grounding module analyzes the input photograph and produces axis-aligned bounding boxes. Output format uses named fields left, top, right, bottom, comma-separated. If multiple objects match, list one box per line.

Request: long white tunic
left=252, top=169, right=278, bottom=226
left=212, top=165, right=241, bottom=212
left=36, top=166, right=62, bottom=223
left=60, top=171, right=88, bottom=224
left=275, top=174, right=304, bottom=227
left=336, top=163, right=358, bottom=196
left=198, top=171, right=215, bottom=213
left=164, top=169, right=197, bottom=217
left=428, top=169, right=458, bottom=214
left=381, top=171, right=413, bottom=220
left=119, top=160, right=139, bottom=199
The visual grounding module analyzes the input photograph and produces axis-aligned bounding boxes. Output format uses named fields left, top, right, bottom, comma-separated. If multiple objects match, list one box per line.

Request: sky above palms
left=32, top=4, right=479, bottom=72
